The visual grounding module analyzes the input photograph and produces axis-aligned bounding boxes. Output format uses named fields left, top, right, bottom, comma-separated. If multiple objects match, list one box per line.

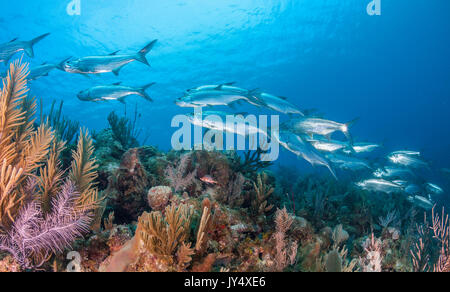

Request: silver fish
left=26, top=57, right=71, bottom=81
left=274, top=130, right=337, bottom=179
left=63, top=39, right=157, bottom=76
left=356, top=179, right=404, bottom=194
left=373, top=166, right=415, bottom=179
left=77, top=82, right=155, bottom=103
left=284, top=117, right=358, bottom=143
left=187, top=111, right=269, bottom=137
left=176, top=87, right=262, bottom=108
left=407, top=195, right=433, bottom=210
left=405, top=184, right=421, bottom=195
left=186, top=82, right=247, bottom=94
left=306, top=136, right=350, bottom=153
left=253, top=92, right=303, bottom=115
left=350, top=142, right=382, bottom=153
left=425, top=183, right=443, bottom=195
left=387, top=153, right=428, bottom=168
left=326, top=153, right=372, bottom=171
left=392, top=180, right=409, bottom=187
left=390, top=150, right=421, bottom=157
left=0, top=33, right=50, bottom=63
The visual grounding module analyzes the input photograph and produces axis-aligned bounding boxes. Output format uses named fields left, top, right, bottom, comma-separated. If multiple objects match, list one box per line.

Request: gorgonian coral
left=165, top=154, right=197, bottom=193
left=0, top=181, right=90, bottom=269
left=0, top=60, right=100, bottom=269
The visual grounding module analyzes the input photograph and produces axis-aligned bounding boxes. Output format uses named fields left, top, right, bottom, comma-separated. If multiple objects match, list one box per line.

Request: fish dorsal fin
left=222, top=82, right=236, bottom=87
left=109, top=50, right=120, bottom=56
left=215, top=82, right=236, bottom=90
left=9, top=38, right=18, bottom=43
left=278, top=96, right=288, bottom=100
left=41, top=62, right=47, bottom=65
left=112, top=82, right=122, bottom=86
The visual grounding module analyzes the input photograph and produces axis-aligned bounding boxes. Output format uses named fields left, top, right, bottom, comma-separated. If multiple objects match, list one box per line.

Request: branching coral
left=251, top=172, right=274, bottom=217
left=164, top=154, right=197, bottom=193
left=430, top=207, right=450, bottom=272
left=0, top=60, right=53, bottom=227
left=360, top=233, right=383, bottom=272
left=271, top=207, right=298, bottom=272
left=69, top=129, right=101, bottom=213
left=411, top=206, right=450, bottom=272
left=107, top=111, right=139, bottom=150
left=195, top=204, right=211, bottom=252
left=229, top=149, right=273, bottom=177
left=41, top=99, right=79, bottom=144
left=137, top=204, right=193, bottom=258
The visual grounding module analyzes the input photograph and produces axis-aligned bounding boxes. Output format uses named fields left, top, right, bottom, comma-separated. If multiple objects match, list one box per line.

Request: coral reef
left=1, top=61, right=448, bottom=273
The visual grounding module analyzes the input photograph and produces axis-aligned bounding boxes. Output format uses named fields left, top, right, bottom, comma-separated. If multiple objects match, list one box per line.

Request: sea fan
left=0, top=180, right=91, bottom=269
left=164, top=154, right=197, bottom=193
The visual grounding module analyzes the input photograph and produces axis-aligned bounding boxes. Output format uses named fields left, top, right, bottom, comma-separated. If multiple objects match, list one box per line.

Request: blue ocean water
left=2, top=1, right=449, bottom=196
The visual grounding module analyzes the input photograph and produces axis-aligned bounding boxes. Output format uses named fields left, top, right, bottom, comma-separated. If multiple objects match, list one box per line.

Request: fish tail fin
left=137, top=82, right=155, bottom=102
left=327, top=164, right=338, bottom=180
left=344, top=117, right=359, bottom=145
left=25, top=33, right=50, bottom=58
left=55, top=56, right=72, bottom=71
left=345, top=117, right=360, bottom=130
left=246, top=89, right=267, bottom=107
left=135, top=39, right=157, bottom=66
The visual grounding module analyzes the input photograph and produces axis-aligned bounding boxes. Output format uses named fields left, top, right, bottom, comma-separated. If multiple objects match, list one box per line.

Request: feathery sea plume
left=165, top=154, right=197, bottom=193
left=0, top=181, right=91, bottom=269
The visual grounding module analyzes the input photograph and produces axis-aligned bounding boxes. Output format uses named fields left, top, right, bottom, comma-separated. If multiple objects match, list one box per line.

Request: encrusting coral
left=0, top=60, right=100, bottom=269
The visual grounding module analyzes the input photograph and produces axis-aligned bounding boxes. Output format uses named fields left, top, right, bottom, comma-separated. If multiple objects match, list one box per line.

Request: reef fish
left=63, top=39, right=157, bottom=76
left=0, top=33, right=50, bottom=63
left=274, top=130, right=337, bottom=179
left=356, top=179, right=404, bottom=194
left=200, top=175, right=218, bottom=185
left=77, top=82, right=155, bottom=103
left=284, top=117, right=358, bottom=143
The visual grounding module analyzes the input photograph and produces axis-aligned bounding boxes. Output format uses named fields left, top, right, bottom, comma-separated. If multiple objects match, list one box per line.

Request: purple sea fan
left=0, top=181, right=91, bottom=269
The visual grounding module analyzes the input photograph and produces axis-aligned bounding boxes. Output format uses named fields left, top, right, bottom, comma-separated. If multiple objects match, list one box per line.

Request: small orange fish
left=200, top=175, right=218, bottom=185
